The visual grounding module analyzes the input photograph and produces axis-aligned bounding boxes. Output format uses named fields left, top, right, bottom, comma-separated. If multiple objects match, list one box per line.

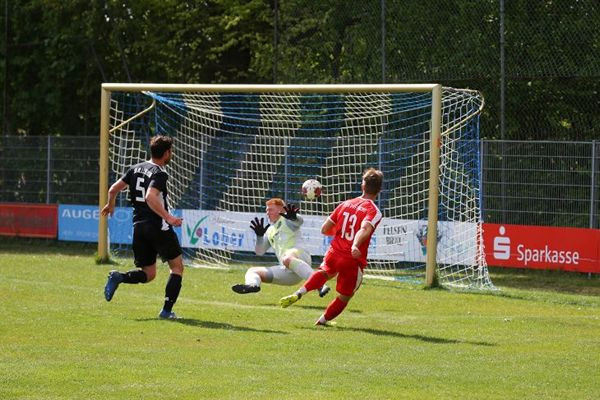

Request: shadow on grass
left=0, top=237, right=97, bottom=255
left=260, top=302, right=362, bottom=314
left=488, top=267, right=600, bottom=297
left=304, top=325, right=495, bottom=346
left=295, top=305, right=362, bottom=314
left=135, top=317, right=288, bottom=334
left=253, top=301, right=363, bottom=313
left=473, top=289, right=600, bottom=307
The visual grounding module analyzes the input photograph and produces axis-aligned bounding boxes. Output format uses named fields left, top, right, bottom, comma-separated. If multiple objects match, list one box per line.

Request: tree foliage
left=0, top=0, right=597, bottom=140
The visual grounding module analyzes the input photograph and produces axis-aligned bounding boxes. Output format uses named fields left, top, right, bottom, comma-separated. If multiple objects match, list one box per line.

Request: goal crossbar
left=101, top=83, right=440, bottom=93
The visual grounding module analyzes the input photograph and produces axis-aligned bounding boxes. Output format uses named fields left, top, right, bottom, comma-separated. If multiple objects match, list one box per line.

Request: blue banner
left=108, top=207, right=134, bottom=245
left=58, top=204, right=182, bottom=245
left=58, top=204, right=133, bottom=244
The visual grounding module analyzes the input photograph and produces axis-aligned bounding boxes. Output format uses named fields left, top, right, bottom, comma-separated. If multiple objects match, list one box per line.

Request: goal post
left=98, top=83, right=493, bottom=290
left=426, top=84, right=441, bottom=287
left=98, top=87, right=110, bottom=262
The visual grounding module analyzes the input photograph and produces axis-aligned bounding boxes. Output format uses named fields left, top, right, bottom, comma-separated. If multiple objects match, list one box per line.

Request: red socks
left=303, top=270, right=329, bottom=292
left=324, top=297, right=348, bottom=321
left=303, top=271, right=349, bottom=322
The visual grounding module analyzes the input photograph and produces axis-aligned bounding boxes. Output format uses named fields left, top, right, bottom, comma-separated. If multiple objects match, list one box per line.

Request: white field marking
left=363, top=274, right=398, bottom=281
left=3, top=277, right=310, bottom=314
left=190, top=265, right=404, bottom=280
left=188, top=263, right=232, bottom=271
left=6, top=277, right=595, bottom=325
left=4, top=276, right=422, bottom=324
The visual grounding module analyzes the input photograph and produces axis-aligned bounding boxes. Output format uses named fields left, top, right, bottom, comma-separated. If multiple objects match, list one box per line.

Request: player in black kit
left=100, top=135, right=184, bottom=319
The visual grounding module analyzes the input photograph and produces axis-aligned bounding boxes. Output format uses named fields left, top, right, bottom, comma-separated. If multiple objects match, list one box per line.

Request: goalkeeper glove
left=250, top=217, right=270, bottom=237
left=280, top=204, right=299, bottom=220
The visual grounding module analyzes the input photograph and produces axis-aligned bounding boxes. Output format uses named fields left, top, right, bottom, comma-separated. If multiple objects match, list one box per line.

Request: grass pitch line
left=3, top=276, right=429, bottom=325
left=2, top=276, right=326, bottom=315
left=189, top=263, right=233, bottom=271
left=2, top=275, right=494, bottom=326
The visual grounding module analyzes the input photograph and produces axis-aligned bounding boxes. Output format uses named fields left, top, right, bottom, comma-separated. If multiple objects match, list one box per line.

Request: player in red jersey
left=280, top=168, right=383, bottom=326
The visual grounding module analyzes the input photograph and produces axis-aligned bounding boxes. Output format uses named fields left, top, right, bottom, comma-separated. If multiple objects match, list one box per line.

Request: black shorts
left=132, top=222, right=182, bottom=268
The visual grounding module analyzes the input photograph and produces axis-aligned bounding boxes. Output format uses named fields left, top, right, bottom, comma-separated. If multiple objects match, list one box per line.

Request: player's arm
left=321, top=218, right=336, bottom=236
left=280, top=204, right=303, bottom=231
left=250, top=217, right=271, bottom=255
left=145, top=187, right=182, bottom=227
left=351, top=221, right=375, bottom=259
left=255, top=236, right=271, bottom=256
left=101, top=179, right=128, bottom=217
left=321, top=203, right=342, bottom=236
left=284, top=214, right=303, bottom=231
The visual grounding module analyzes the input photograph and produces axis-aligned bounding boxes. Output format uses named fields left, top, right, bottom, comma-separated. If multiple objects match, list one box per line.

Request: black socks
left=163, top=274, right=182, bottom=312
left=121, top=269, right=148, bottom=284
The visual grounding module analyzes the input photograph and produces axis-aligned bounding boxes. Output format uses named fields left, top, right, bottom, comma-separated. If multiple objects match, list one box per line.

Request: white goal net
left=101, top=84, right=494, bottom=290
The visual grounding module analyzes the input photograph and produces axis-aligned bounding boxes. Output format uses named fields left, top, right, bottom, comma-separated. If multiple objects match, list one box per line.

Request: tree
left=0, top=0, right=274, bottom=136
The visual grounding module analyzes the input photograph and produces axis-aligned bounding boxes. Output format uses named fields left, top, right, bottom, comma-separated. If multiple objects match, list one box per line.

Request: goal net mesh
left=105, top=86, right=494, bottom=290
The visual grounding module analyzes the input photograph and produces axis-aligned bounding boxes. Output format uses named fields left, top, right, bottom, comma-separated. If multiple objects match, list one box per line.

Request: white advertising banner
left=182, top=209, right=477, bottom=264
left=182, top=210, right=257, bottom=252
left=366, top=218, right=477, bottom=264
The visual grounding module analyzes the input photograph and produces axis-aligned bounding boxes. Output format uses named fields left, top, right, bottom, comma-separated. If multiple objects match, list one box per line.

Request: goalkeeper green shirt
left=255, top=215, right=306, bottom=263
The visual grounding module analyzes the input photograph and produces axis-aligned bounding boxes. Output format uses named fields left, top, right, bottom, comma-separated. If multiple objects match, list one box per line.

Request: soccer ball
left=302, top=179, right=322, bottom=200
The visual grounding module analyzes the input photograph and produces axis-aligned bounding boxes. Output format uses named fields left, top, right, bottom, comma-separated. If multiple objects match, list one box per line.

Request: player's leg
left=280, top=254, right=336, bottom=308
left=282, top=250, right=330, bottom=297
left=157, top=228, right=184, bottom=319
left=282, top=250, right=313, bottom=280
left=104, top=223, right=156, bottom=302
left=315, top=294, right=351, bottom=326
left=280, top=270, right=330, bottom=307
left=231, top=267, right=272, bottom=294
left=269, top=265, right=303, bottom=286
left=160, top=255, right=183, bottom=319
left=315, top=264, right=363, bottom=326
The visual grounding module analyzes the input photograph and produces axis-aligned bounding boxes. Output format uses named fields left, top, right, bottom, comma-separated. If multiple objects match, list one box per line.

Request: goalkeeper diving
left=231, top=198, right=330, bottom=297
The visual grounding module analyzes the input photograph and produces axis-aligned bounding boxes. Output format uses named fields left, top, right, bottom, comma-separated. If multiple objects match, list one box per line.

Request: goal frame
left=97, top=83, right=442, bottom=287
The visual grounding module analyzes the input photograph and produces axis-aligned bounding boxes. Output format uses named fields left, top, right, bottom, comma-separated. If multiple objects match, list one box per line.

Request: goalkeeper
left=231, top=198, right=329, bottom=297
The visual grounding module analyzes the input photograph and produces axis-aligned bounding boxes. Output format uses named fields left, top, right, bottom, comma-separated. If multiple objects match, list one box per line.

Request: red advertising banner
left=483, top=223, right=600, bottom=273
left=0, top=203, right=58, bottom=238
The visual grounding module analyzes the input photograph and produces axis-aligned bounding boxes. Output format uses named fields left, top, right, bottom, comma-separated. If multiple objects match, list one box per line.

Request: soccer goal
left=98, top=83, right=494, bottom=290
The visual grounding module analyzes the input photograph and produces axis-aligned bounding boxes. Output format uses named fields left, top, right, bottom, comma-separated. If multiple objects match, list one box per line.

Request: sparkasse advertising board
left=483, top=223, right=600, bottom=273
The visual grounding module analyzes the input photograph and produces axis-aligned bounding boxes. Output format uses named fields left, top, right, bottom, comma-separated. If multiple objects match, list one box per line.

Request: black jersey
left=121, top=161, right=171, bottom=230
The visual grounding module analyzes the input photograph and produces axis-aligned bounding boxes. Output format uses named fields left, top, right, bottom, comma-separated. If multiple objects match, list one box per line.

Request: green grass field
left=1, top=239, right=599, bottom=399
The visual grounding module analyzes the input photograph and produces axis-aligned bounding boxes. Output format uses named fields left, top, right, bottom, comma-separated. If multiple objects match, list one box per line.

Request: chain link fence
left=0, top=136, right=99, bottom=205
left=1, top=136, right=598, bottom=229
left=1, top=1, right=598, bottom=143
left=274, top=0, right=599, bottom=141
left=482, top=140, right=599, bottom=228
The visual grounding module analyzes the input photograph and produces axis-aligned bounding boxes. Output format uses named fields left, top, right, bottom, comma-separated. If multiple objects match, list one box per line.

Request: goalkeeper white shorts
left=268, top=265, right=304, bottom=286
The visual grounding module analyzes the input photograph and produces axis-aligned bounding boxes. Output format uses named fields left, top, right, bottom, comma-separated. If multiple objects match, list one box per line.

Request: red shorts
left=319, top=249, right=364, bottom=297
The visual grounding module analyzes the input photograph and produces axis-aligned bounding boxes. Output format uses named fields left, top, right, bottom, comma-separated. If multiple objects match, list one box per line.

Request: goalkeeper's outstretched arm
left=284, top=215, right=303, bottom=231
left=250, top=217, right=271, bottom=255
left=255, top=236, right=271, bottom=256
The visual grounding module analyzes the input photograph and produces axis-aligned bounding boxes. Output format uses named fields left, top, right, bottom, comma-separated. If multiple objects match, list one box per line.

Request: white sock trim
left=245, top=270, right=261, bottom=287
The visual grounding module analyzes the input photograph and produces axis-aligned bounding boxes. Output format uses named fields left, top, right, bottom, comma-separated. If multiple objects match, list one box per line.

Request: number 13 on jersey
left=340, top=211, right=358, bottom=241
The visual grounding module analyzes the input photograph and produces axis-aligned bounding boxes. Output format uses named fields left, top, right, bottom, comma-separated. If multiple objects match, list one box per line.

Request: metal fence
left=273, top=0, right=600, bottom=142
left=0, top=136, right=598, bottom=229
left=0, top=136, right=99, bottom=205
left=482, top=140, right=599, bottom=228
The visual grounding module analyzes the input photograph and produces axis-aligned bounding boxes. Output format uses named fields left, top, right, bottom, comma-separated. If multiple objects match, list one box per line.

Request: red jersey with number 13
left=327, top=196, right=382, bottom=267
